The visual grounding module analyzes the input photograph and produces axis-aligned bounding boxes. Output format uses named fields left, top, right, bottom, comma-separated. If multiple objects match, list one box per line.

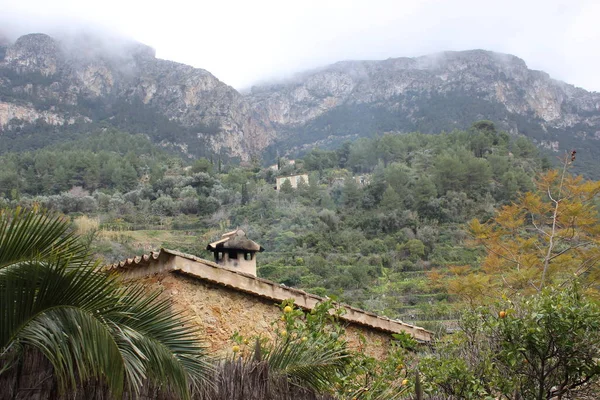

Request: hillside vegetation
left=0, top=121, right=553, bottom=328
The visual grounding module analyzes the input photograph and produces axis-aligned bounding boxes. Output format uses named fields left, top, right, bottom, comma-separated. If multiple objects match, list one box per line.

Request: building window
left=229, top=251, right=238, bottom=260
left=244, top=252, right=253, bottom=261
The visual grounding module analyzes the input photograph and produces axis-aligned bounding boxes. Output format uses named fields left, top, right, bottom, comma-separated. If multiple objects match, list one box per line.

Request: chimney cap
left=207, top=229, right=264, bottom=252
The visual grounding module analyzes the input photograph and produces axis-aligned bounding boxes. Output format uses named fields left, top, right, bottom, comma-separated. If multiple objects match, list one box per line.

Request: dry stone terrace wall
left=137, top=272, right=394, bottom=359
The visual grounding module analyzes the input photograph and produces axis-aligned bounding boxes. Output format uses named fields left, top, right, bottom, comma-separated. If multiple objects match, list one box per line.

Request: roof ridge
left=107, top=248, right=432, bottom=340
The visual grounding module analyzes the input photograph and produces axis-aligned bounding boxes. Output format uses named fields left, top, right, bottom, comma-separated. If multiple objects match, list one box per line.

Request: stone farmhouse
left=109, top=230, right=432, bottom=358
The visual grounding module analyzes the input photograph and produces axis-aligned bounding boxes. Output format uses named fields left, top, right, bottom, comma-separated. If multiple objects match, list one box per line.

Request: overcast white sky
left=1, top=0, right=599, bottom=91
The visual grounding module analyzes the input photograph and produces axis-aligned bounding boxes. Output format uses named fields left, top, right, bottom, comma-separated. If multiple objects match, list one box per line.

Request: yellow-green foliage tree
left=449, top=154, right=600, bottom=303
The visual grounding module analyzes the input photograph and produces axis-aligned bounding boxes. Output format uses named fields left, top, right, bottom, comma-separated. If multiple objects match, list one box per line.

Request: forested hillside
left=0, top=121, right=550, bottom=329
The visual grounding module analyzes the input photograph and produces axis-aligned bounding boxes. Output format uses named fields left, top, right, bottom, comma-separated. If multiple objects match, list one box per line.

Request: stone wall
left=138, top=272, right=393, bottom=359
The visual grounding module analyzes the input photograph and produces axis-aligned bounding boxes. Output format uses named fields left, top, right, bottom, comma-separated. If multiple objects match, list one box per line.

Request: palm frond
left=0, top=259, right=119, bottom=347
left=1, top=258, right=212, bottom=398
left=18, top=307, right=126, bottom=398
left=261, top=337, right=350, bottom=392
left=348, top=378, right=409, bottom=400
left=0, top=207, right=87, bottom=269
left=108, top=284, right=213, bottom=395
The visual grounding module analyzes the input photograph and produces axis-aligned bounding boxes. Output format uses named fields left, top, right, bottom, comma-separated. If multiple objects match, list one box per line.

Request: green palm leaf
left=0, top=207, right=87, bottom=269
left=0, top=208, right=211, bottom=398
left=260, top=336, right=350, bottom=393
left=1, top=260, right=112, bottom=347
left=1, top=259, right=127, bottom=396
left=18, top=306, right=126, bottom=397
left=108, top=285, right=213, bottom=396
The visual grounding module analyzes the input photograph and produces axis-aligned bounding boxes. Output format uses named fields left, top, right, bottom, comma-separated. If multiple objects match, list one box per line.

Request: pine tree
left=381, top=185, right=402, bottom=210
left=341, top=178, right=361, bottom=208
left=241, top=183, right=249, bottom=205
left=279, top=179, right=294, bottom=194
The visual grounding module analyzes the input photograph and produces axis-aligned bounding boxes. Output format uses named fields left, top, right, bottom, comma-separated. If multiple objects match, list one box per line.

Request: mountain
left=249, top=51, right=600, bottom=176
left=0, top=33, right=275, bottom=159
left=1, top=32, right=600, bottom=176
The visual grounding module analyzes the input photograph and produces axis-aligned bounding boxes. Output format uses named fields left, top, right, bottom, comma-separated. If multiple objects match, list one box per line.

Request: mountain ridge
left=0, top=33, right=275, bottom=160
left=1, top=32, right=599, bottom=175
left=247, top=49, right=600, bottom=176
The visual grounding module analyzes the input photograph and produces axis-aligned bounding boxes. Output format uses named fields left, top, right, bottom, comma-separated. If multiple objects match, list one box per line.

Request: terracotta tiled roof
left=109, top=251, right=161, bottom=269
left=108, top=248, right=222, bottom=271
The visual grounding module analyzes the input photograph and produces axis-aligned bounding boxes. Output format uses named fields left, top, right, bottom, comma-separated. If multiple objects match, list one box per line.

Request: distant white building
left=275, top=174, right=309, bottom=191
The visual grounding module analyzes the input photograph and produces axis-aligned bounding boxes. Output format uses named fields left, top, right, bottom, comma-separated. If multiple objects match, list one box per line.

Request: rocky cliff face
left=248, top=50, right=600, bottom=158
left=1, top=33, right=599, bottom=165
left=0, top=33, right=275, bottom=159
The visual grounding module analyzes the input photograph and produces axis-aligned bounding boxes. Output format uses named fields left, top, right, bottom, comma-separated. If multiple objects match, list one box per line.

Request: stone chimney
left=206, top=229, right=264, bottom=276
